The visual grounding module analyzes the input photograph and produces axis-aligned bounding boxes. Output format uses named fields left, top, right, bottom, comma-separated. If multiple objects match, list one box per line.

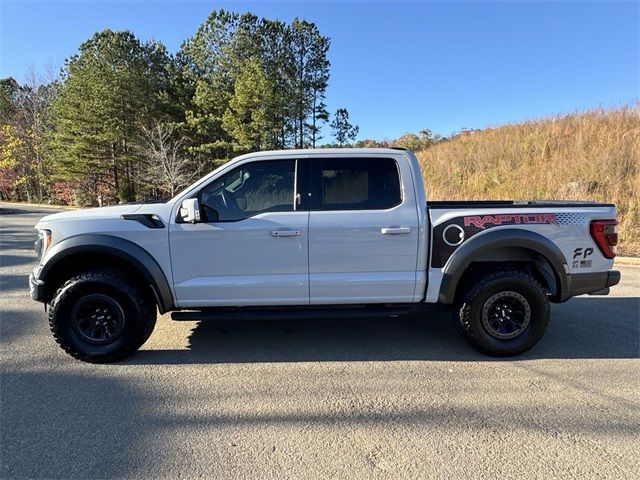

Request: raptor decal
left=463, top=213, right=557, bottom=229
left=432, top=212, right=562, bottom=268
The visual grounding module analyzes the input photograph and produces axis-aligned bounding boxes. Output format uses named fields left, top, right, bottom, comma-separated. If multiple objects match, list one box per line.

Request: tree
left=354, top=138, right=387, bottom=148
left=0, top=72, right=56, bottom=202
left=288, top=19, right=330, bottom=148
left=393, top=129, right=444, bottom=151
left=50, top=29, right=174, bottom=204
left=178, top=11, right=331, bottom=155
left=331, top=108, right=359, bottom=146
left=13, top=70, right=56, bottom=201
left=222, top=59, right=278, bottom=153
left=0, top=78, right=19, bottom=122
left=257, top=18, right=295, bottom=149
left=0, top=124, right=23, bottom=199
left=178, top=10, right=243, bottom=165
left=140, top=122, right=196, bottom=197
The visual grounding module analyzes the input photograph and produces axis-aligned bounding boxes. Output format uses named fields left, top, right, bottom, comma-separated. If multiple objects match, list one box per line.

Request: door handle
left=271, top=230, right=301, bottom=237
left=381, top=226, right=411, bottom=235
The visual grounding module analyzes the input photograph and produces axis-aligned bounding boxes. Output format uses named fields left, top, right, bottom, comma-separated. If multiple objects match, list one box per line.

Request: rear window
left=321, top=158, right=401, bottom=210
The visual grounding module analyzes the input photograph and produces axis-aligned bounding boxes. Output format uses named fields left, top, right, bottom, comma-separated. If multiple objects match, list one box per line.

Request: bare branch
left=140, top=122, right=200, bottom=197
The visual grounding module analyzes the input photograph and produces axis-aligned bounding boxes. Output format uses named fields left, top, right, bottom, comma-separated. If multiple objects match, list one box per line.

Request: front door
left=170, top=159, right=309, bottom=307
left=308, top=156, right=420, bottom=304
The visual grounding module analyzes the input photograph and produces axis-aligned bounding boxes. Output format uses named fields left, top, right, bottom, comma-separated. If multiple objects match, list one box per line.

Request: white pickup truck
left=30, top=148, right=620, bottom=362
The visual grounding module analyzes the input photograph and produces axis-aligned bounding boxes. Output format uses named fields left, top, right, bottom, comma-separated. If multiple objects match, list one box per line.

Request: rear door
left=307, top=155, right=420, bottom=304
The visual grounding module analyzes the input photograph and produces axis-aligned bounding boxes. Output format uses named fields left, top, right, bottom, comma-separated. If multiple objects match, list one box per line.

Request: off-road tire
left=454, top=269, right=550, bottom=356
left=49, top=269, right=157, bottom=363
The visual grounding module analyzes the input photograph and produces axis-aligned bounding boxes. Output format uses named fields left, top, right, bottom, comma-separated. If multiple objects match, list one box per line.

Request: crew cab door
left=169, top=158, right=309, bottom=307
left=307, top=155, right=420, bottom=304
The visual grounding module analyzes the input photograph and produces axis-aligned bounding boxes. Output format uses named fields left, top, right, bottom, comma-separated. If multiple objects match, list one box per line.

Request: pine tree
left=288, top=19, right=330, bottom=148
left=222, top=59, right=277, bottom=152
left=50, top=30, right=173, bottom=203
left=331, top=108, right=359, bottom=146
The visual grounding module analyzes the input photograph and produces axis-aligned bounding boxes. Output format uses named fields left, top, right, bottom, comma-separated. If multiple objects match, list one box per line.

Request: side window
left=321, top=158, right=401, bottom=210
left=199, top=160, right=296, bottom=222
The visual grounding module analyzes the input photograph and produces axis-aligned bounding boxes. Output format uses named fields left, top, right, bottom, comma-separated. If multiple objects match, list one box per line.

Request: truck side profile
left=29, top=149, right=621, bottom=362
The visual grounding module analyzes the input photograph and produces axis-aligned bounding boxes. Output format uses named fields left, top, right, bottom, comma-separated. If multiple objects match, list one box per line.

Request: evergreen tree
left=331, top=108, right=359, bottom=146
left=0, top=78, right=19, bottom=122
left=178, top=10, right=244, bottom=165
left=179, top=11, right=331, bottom=155
left=257, top=19, right=294, bottom=149
left=288, top=19, right=330, bottom=148
left=223, top=59, right=278, bottom=152
left=50, top=30, right=173, bottom=203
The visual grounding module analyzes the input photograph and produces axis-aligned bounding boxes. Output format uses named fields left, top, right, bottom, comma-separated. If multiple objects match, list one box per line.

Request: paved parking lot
left=1, top=203, right=639, bottom=479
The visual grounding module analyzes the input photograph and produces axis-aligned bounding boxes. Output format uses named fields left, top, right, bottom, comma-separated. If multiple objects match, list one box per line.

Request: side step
left=171, top=305, right=414, bottom=322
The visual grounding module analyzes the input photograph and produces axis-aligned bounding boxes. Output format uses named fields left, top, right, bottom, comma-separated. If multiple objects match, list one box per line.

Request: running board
left=171, top=305, right=415, bottom=322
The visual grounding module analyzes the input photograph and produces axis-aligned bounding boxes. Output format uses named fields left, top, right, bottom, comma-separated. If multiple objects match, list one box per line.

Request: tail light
left=590, top=219, right=618, bottom=259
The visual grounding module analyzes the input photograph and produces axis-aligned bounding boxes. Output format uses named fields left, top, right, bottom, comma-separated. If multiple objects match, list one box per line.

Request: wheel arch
left=39, top=234, right=174, bottom=313
left=437, top=228, right=569, bottom=304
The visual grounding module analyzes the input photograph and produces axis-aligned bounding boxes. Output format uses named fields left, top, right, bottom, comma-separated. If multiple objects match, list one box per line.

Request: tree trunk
left=311, top=90, right=317, bottom=148
left=298, top=41, right=306, bottom=149
left=111, top=143, right=120, bottom=201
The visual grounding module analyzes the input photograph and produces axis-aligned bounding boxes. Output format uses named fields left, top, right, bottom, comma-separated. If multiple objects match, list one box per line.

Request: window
left=199, top=160, right=296, bottom=222
left=320, top=158, right=401, bottom=210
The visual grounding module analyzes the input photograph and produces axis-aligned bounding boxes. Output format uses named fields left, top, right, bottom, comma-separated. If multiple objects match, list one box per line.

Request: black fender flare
left=40, top=234, right=174, bottom=313
left=437, top=228, right=570, bottom=304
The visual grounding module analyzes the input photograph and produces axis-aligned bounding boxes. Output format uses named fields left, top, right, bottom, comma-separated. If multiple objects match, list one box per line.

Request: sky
left=1, top=0, right=638, bottom=139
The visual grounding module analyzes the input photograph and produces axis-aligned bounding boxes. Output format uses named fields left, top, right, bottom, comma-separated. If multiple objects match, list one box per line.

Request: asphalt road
left=1, top=203, right=639, bottom=479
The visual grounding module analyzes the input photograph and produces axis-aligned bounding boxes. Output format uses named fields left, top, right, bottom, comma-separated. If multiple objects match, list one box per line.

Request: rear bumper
left=29, top=270, right=46, bottom=302
left=565, top=270, right=620, bottom=299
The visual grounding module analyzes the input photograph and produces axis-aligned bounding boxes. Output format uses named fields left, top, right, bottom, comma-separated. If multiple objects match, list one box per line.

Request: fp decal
left=572, top=247, right=593, bottom=268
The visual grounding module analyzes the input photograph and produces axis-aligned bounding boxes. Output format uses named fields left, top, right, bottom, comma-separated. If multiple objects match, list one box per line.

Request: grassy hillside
left=417, top=105, right=640, bottom=255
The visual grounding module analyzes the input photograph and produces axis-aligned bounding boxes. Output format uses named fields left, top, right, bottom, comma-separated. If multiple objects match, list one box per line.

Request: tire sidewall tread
left=455, top=269, right=550, bottom=356
left=49, top=269, right=156, bottom=363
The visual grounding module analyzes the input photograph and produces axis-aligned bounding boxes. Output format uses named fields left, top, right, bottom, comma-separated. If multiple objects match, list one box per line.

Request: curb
left=0, top=201, right=76, bottom=211
left=615, top=256, right=640, bottom=266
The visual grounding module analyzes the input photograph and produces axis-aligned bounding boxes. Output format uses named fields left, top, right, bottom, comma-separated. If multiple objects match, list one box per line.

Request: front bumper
left=29, top=269, right=46, bottom=302
left=566, top=270, right=620, bottom=299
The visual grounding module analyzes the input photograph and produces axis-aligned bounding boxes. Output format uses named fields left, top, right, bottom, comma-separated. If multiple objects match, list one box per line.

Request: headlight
left=35, top=229, right=52, bottom=260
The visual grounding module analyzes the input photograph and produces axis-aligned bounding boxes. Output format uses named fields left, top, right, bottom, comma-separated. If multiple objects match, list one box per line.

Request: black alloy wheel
left=71, top=294, right=126, bottom=345
left=481, top=290, right=531, bottom=340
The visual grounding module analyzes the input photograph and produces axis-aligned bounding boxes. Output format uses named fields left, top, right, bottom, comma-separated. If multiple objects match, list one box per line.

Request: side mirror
left=180, top=198, right=201, bottom=223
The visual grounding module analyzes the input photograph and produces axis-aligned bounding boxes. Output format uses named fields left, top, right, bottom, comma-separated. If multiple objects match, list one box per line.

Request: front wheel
left=454, top=270, right=550, bottom=356
left=49, top=269, right=157, bottom=363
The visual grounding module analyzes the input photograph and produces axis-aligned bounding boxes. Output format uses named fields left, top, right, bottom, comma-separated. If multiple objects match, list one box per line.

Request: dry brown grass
left=417, top=104, right=640, bottom=255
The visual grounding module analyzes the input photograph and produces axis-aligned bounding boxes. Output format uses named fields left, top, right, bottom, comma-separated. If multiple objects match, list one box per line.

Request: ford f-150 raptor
left=29, top=148, right=621, bottom=362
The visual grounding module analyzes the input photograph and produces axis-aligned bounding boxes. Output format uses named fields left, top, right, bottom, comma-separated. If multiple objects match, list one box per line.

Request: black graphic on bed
left=431, top=213, right=559, bottom=268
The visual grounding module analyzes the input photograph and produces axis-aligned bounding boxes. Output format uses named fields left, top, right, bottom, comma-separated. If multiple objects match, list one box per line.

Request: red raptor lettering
left=463, top=213, right=557, bottom=229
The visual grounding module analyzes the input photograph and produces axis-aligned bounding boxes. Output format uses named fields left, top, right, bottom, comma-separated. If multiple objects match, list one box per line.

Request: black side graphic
left=431, top=213, right=560, bottom=268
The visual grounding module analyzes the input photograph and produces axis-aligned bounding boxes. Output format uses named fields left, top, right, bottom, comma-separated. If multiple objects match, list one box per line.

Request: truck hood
left=36, top=203, right=147, bottom=226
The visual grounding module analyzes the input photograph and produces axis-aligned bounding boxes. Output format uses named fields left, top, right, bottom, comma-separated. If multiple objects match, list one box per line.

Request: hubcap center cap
left=71, top=294, right=125, bottom=345
left=481, top=291, right=531, bottom=340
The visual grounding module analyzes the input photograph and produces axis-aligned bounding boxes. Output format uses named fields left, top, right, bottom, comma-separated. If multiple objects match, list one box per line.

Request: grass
left=417, top=104, right=640, bottom=255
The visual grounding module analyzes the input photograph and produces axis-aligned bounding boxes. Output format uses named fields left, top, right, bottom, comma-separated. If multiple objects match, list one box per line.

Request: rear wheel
left=454, top=269, right=549, bottom=356
left=49, top=269, right=157, bottom=363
